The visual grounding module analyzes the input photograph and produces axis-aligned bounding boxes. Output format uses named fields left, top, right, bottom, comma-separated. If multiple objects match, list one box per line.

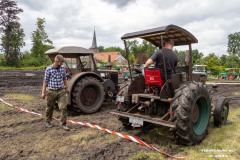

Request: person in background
left=42, top=54, right=70, bottom=131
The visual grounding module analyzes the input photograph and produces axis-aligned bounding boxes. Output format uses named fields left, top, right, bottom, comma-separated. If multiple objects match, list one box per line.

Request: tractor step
left=111, top=111, right=176, bottom=128
left=132, top=93, right=172, bottom=103
left=138, top=93, right=161, bottom=100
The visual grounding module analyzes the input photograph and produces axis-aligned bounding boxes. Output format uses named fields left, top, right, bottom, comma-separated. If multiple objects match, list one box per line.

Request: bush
left=208, top=66, right=225, bottom=75
left=20, top=52, right=51, bottom=67
left=97, top=61, right=120, bottom=71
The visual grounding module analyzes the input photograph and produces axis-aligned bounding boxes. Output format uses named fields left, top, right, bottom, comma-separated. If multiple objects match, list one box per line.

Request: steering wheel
left=77, top=61, right=87, bottom=71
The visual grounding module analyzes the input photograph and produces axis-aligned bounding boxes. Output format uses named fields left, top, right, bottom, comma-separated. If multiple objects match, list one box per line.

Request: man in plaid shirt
left=42, top=54, right=70, bottom=131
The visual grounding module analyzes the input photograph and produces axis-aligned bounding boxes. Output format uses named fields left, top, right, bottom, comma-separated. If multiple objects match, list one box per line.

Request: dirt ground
left=0, top=70, right=240, bottom=160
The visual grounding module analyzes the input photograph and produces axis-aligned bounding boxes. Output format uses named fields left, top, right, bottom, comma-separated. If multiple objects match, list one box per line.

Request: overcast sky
left=15, top=0, right=240, bottom=56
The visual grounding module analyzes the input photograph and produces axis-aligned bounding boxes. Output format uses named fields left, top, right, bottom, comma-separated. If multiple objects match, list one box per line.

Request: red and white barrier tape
left=0, top=98, right=185, bottom=159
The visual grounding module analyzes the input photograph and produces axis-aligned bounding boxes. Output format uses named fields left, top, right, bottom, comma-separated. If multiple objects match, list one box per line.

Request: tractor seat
left=144, top=68, right=164, bottom=87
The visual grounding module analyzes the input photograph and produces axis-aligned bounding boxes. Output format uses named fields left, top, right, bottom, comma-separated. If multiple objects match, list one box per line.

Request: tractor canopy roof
left=121, top=24, right=198, bottom=47
left=225, top=68, right=240, bottom=70
left=45, top=46, right=93, bottom=59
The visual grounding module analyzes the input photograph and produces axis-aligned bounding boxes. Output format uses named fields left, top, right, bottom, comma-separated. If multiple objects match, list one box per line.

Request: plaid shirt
left=44, top=65, right=67, bottom=90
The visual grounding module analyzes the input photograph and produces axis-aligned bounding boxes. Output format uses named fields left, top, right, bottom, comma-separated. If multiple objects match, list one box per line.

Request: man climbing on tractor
left=144, top=39, right=178, bottom=81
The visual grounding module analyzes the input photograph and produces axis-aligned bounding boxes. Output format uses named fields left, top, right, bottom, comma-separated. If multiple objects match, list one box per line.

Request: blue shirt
left=44, top=65, right=67, bottom=90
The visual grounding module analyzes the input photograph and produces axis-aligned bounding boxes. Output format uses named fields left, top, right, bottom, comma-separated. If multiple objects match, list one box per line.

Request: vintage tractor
left=193, top=65, right=207, bottom=83
left=111, top=25, right=229, bottom=145
left=45, top=46, right=118, bottom=113
left=218, top=68, right=238, bottom=80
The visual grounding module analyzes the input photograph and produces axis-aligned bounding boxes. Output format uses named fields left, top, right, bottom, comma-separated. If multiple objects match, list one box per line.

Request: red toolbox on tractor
left=144, top=68, right=164, bottom=86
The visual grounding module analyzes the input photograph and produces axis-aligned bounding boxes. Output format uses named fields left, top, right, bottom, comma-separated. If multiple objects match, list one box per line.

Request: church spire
left=90, top=27, right=99, bottom=53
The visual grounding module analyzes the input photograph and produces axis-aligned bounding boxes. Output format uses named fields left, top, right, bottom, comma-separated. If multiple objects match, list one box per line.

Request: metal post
left=189, top=44, right=193, bottom=81
left=123, top=40, right=133, bottom=81
left=161, top=35, right=167, bottom=83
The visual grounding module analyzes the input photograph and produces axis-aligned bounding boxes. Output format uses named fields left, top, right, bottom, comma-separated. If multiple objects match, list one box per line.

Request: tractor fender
left=67, top=72, right=104, bottom=105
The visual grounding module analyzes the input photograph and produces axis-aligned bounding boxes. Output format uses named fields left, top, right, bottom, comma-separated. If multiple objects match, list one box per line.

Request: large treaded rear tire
left=72, top=76, right=105, bottom=114
left=170, top=82, right=211, bottom=145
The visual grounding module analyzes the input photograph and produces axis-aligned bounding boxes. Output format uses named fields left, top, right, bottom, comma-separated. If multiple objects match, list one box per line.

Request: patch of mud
left=83, top=140, right=141, bottom=160
left=0, top=70, right=44, bottom=87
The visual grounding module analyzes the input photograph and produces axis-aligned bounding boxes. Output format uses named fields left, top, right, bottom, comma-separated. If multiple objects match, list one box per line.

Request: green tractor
left=111, top=24, right=229, bottom=145
left=218, top=68, right=238, bottom=80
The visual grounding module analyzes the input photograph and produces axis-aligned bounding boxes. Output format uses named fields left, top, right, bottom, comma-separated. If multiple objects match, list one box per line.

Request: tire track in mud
left=207, top=84, right=240, bottom=108
left=82, top=139, right=144, bottom=160
left=0, top=118, right=43, bottom=129
left=0, top=70, right=44, bottom=88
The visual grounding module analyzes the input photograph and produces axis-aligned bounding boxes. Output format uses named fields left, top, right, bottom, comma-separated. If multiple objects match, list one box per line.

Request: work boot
left=62, top=125, right=70, bottom=131
left=45, top=122, right=52, bottom=128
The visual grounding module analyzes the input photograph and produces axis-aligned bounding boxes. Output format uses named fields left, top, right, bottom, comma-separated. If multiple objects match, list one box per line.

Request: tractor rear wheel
left=170, top=82, right=211, bottom=145
left=228, top=73, right=235, bottom=80
left=72, top=76, right=105, bottom=114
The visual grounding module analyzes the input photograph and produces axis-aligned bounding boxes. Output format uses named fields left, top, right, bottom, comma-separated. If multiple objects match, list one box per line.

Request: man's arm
left=42, top=67, right=50, bottom=99
left=144, top=50, right=159, bottom=68
left=42, top=81, right=48, bottom=99
left=64, top=80, right=70, bottom=95
left=62, top=66, right=70, bottom=95
left=144, top=58, right=154, bottom=68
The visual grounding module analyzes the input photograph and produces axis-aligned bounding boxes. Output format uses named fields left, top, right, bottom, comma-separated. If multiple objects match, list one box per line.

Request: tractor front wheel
left=218, top=76, right=222, bottom=80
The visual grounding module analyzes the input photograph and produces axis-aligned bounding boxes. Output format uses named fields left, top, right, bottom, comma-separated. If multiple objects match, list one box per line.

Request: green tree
left=225, top=54, right=240, bottom=68
left=98, top=45, right=104, bottom=52
left=0, top=53, right=4, bottom=65
left=127, top=40, right=139, bottom=55
left=31, top=17, right=53, bottom=65
left=174, top=49, right=185, bottom=66
left=141, top=40, right=156, bottom=57
left=1, top=21, right=25, bottom=66
left=227, top=32, right=240, bottom=56
left=129, top=54, right=136, bottom=64
left=103, top=46, right=126, bottom=57
left=203, top=53, right=220, bottom=74
left=219, top=54, right=228, bottom=67
left=192, top=49, right=204, bottom=65
left=126, top=40, right=156, bottom=61
left=0, top=0, right=23, bottom=66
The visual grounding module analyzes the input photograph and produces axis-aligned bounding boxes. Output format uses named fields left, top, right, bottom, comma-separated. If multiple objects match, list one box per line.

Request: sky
left=14, top=0, right=240, bottom=56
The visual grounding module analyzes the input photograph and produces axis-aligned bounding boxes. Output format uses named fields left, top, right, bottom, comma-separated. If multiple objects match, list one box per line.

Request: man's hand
left=42, top=81, right=48, bottom=100
left=144, top=58, right=153, bottom=68
left=65, top=88, right=70, bottom=95
left=42, top=92, right=46, bottom=99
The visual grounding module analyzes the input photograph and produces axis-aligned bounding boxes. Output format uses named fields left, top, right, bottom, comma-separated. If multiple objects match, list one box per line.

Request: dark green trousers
left=46, top=89, right=68, bottom=125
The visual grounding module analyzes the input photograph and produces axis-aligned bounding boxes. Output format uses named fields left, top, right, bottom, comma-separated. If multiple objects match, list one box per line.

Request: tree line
left=0, top=0, right=240, bottom=75
left=0, top=0, right=53, bottom=67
